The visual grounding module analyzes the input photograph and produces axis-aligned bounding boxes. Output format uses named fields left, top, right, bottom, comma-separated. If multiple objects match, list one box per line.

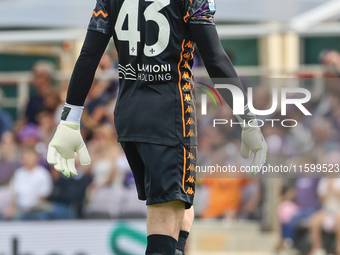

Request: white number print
left=114, top=0, right=140, bottom=56
left=144, top=0, right=170, bottom=57
left=114, top=0, right=170, bottom=57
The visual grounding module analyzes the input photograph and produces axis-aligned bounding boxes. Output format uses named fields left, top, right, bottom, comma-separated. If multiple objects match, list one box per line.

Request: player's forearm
left=66, top=30, right=110, bottom=106
left=189, top=24, right=247, bottom=110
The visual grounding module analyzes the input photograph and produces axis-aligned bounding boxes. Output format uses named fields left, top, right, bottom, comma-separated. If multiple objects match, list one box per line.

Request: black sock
left=176, top=230, right=189, bottom=252
left=146, top=234, right=177, bottom=255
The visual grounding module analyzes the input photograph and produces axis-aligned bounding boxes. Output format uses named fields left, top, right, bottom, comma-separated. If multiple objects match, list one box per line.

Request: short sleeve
left=183, top=0, right=216, bottom=25
left=88, top=0, right=112, bottom=36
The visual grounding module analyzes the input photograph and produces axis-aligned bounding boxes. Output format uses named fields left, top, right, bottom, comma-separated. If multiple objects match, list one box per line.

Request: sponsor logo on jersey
left=137, top=63, right=172, bottom=82
left=118, top=64, right=137, bottom=80
left=118, top=63, right=173, bottom=82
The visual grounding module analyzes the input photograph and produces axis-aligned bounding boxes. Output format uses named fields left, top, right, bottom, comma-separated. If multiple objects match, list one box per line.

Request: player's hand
left=240, top=126, right=267, bottom=175
left=47, top=122, right=91, bottom=177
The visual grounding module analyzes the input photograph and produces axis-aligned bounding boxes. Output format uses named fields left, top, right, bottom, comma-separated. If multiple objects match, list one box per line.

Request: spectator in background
left=103, top=98, right=117, bottom=127
left=0, top=131, right=18, bottom=220
left=88, top=125, right=121, bottom=189
left=54, top=83, right=68, bottom=125
left=0, top=183, right=12, bottom=220
left=85, top=125, right=122, bottom=218
left=309, top=151, right=340, bottom=255
left=18, top=123, right=49, bottom=170
left=313, top=50, right=340, bottom=126
left=0, top=89, right=13, bottom=137
left=283, top=107, right=314, bottom=157
left=311, top=119, right=338, bottom=161
left=4, top=148, right=52, bottom=220
left=21, top=61, right=55, bottom=126
left=251, top=86, right=273, bottom=122
left=277, top=177, right=321, bottom=248
left=262, top=122, right=285, bottom=156
left=327, top=95, right=340, bottom=142
left=44, top=89, right=61, bottom=113
left=98, top=51, right=119, bottom=99
left=320, top=50, right=340, bottom=80
left=38, top=156, right=92, bottom=219
left=0, top=131, right=19, bottom=185
left=200, top=171, right=249, bottom=220
left=37, top=108, right=57, bottom=146
left=82, top=79, right=110, bottom=135
left=278, top=186, right=299, bottom=244
left=240, top=178, right=262, bottom=220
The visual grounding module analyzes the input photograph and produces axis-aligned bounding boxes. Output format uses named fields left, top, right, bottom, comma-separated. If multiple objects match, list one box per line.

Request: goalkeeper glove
left=237, top=111, right=268, bottom=175
left=47, top=104, right=91, bottom=177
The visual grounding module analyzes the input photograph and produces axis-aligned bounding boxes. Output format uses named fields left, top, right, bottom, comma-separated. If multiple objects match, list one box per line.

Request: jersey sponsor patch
left=208, top=0, right=216, bottom=11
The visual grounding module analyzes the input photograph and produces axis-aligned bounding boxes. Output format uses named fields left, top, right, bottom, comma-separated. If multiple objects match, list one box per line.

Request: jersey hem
left=117, top=136, right=198, bottom=147
left=118, top=136, right=180, bottom=147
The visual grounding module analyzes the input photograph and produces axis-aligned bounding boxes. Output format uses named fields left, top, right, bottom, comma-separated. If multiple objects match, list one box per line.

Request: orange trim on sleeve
left=178, top=40, right=186, bottom=137
left=92, top=10, right=108, bottom=18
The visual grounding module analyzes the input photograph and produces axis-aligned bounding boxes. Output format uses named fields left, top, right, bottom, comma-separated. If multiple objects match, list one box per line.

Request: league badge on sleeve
left=208, top=0, right=216, bottom=11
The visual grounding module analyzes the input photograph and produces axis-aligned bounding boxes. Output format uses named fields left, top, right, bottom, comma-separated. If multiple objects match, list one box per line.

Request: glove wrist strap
left=235, top=105, right=257, bottom=130
left=60, top=103, right=84, bottom=124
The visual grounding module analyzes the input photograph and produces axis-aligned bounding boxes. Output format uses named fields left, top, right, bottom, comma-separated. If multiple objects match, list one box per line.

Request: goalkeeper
left=47, top=0, right=267, bottom=254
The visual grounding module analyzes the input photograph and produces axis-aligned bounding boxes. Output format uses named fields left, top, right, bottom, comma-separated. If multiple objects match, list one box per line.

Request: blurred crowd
left=0, top=51, right=147, bottom=221
left=195, top=50, right=340, bottom=254
left=275, top=50, right=340, bottom=255
left=0, top=47, right=340, bottom=249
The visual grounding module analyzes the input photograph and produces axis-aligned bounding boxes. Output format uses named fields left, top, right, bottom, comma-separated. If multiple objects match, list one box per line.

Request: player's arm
left=66, top=30, right=110, bottom=106
left=47, top=0, right=112, bottom=177
left=183, top=0, right=246, bottom=112
left=189, top=24, right=246, bottom=112
left=185, top=0, right=267, bottom=172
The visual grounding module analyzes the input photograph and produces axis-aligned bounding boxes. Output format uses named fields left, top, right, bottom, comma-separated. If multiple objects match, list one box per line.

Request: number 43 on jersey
left=114, top=0, right=171, bottom=57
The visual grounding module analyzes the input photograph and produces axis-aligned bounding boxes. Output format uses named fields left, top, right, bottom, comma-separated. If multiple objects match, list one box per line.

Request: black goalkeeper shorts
left=121, top=142, right=197, bottom=209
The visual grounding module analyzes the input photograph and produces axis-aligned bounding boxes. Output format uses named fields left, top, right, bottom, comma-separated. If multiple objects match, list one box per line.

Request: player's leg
left=148, top=201, right=185, bottom=238
left=176, top=206, right=194, bottom=255
left=121, top=142, right=177, bottom=254
left=136, top=143, right=196, bottom=255
left=146, top=200, right=185, bottom=255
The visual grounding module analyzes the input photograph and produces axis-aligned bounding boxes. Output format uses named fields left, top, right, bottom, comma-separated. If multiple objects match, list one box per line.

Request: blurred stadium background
left=1, top=0, right=340, bottom=254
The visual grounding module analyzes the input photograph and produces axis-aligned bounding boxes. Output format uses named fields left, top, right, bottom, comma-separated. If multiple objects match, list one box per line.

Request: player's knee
left=181, top=206, right=194, bottom=232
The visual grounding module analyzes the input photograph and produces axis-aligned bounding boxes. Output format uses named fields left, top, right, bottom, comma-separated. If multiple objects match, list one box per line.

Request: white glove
left=240, top=126, right=268, bottom=175
left=47, top=103, right=91, bottom=177
left=47, top=122, right=91, bottom=177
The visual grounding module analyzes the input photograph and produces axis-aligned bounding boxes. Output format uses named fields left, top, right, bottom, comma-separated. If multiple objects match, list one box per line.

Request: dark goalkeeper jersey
left=88, top=0, right=216, bottom=146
